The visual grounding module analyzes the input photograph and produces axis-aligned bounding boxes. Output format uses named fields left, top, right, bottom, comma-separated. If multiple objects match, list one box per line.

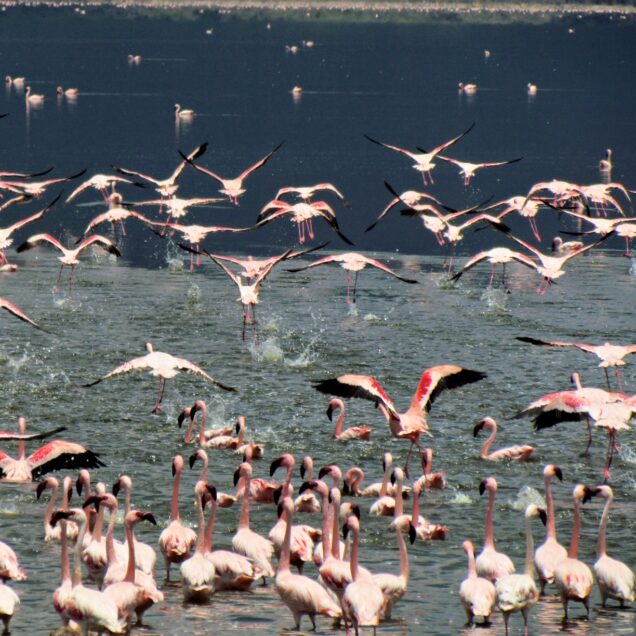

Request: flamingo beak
left=276, top=501, right=284, bottom=519
left=206, top=485, right=217, bottom=502
left=300, top=463, right=306, bottom=480
left=299, top=481, right=314, bottom=495
left=76, top=476, right=83, bottom=496
left=473, top=421, right=484, bottom=437
left=141, top=512, right=157, bottom=525
left=538, top=508, right=547, bottom=526
left=112, top=480, right=121, bottom=497
left=269, top=457, right=283, bottom=477
left=408, top=523, right=417, bottom=545
left=478, top=479, right=487, bottom=496
left=326, top=404, right=335, bottom=422
left=189, top=453, right=199, bottom=470
left=50, top=510, right=72, bottom=528
left=273, top=486, right=283, bottom=506
left=82, top=495, right=102, bottom=511
left=36, top=479, right=48, bottom=500
left=318, top=465, right=331, bottom=480
left=582, top=486, right=594, bottom=504
left=342, top=482, right=350, bottom=496
left=171, top=460, right=177, bottom=477
left=554, top=466, right=563, bottom=481
left=177, top=408, right=189, bottom=428
left=342, top=523, right=349, bottom=540
left=233, top=468, right=241, bottom=487
left=350, top=504, right=360, bottom=520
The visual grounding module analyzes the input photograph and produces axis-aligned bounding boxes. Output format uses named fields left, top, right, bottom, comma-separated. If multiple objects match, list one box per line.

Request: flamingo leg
left=151, top=377, right=166, bottom=415
left=298, top=221, right=305, bottom=244
left=352, top=272, right=358, bottom=304
left=581, top=417, right=593, bottom=457
left=68, top=265, right=76, bottom=289
left=345, top=270, right=351, bottom=304
left=196, top=244, right=201, bottom=267
left=307, top=217, right=315, bottom=239
left=604, top=429, right=616, bottom=483
left=529, top=216, right=542, bottom=242
left=55, top=263, right=64, bottom=289
left=189, top=250, right=194, bottom=272
left=624, top=237, right=631, bottom=257
left=488, top=264, right=496, bottom=287
left=615, top=367, right=623, bottom=392
left=604, top=367, right=611, bottom=391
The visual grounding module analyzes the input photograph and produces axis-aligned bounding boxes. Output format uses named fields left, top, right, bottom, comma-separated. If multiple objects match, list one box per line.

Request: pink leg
left=615, top=367, right=623, bottom=392
left=54, top=264, right=64, bottom=292
left=624, top=238, right=631, bottom=257
left=307, top=218, right=315, bottom=239
left=298, top=222, right=305, bottom=244
left=581, top=417, right=593, bottom=457
left=345, top=270, right=351, bottom=304
left=151, top=377, right=165, bottom=415
left=529, top=217, right=542, bottom=242
left=603, top=429, right=616, bottom=483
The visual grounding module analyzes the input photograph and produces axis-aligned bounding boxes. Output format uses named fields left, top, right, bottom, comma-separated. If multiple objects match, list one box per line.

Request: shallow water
left=0, top=6, right=635, bottom=636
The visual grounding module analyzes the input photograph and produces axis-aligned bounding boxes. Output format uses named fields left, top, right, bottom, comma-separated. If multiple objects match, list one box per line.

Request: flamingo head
left=382, top=452, right=393, bottom=473
left=270, top=453, right=295, bottom=477
left=299, top=456, right=313, bottom=480
left=343, top=514, right=360, bottom=540
left=171, top=454, right=184, bottom=477
left=177, top=407, right=191, bottom=428
left=407, top=522, right=417, bottom=545
left=479, top=476, right=497, bottom=496
left=544, top=464, right=563, bottom=481
left=327, top=486, right=341, bottom=507
left=126, top=510, right=157, bottom=526
left=473, top=417, right=495, bottom=437
left=326, top=399, right=344, bottom=421
left=277, top=497, right=294, bottom=520
left=525, top=503, right=547, bottom=525
left=191, top=400, right=206, bottom=419
left=573, top=483, right=594, bottom=504
left=145, top=342, right=154, bottom=353
left=76, top=469, right=91, bottom=496
left=51, top=508, right=85, bottom=528
left=189, top=449, right=207, bottom=470
left=592, top=484, right=612, bottom=500
left=233, top=462, right=252, bottom=486
left=112, top=475, right=132, bottom=497
left=390, top=467, right=404, bottom=486
left=235, top=416, right=246, bottom=434
left=462, top=539, right=475, bottom=556
left=318, top=464, right=342, bottom=485
left=63, top=476, right=74, bottom=505
left=36, top=476, right=58, bottom=500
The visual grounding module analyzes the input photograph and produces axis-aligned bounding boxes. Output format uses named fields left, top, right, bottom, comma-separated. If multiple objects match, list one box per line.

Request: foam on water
left=481, top=286, right=509, bottom=311
left=510, top=485, right=546, bottom=511
left=249, top=336, right=284, bottom=364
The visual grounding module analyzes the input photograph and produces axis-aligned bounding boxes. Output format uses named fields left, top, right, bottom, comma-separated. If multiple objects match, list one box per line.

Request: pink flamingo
left=534, top=464, right=567, bottom=594
left=591, top=485, right=635, bottom=606
left=36, top=476, right=79, bottom=542
left=0, top=541, right=26, bottom=582
left=52, top=513, right=75, bottom=630
left=364, top=122, right=475, bottom=186
left=274, top=498, right=341, bottom=630
left=81, top=482, right=115, bottom=583
left=181, top=141, right=284, bottom=205
left=438, top=154, right=522, bottom=186
left=189, top=449, right=236, bottom=508
left=473, top=417, right=535, bottom=461
left=313, top=365, right=486, bottom=475
left=449, top=247, right=538, bottom=288
left=177, top=400, right=233, bottom=443
left=554, top=484, right=595, bottom=620
left=414, top=448, right=445, bottom=490
left=459, top=540, right=496, bottom=626
left=237, top=445, right=279, bottom=503
left=394, top=478, right=447, bottom=541
left=370, top=464, right=405, bottom=517
left=83, top=341, right=236, bottom=415
left=275, top=182, right=349, bottom=206
left=476, top=477, right=515, bottom=582
left=0, top=296, right=46, bottom=331
left=2, top=169, right=86, bottom=198
left=326, top=399, right=371, bottom=441
left=78, top=205, right=154, bottom=241
left=294, top=456, right=321, bottom=513
left=482, top=195, right=545, bottom=241
left=65, top=173, right=141, bottom=203
left=158, top=455, right=196, bottom=581
left=0, top=416, right=104, bottom=482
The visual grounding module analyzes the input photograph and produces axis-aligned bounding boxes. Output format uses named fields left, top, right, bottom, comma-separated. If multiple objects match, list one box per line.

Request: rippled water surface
left=0, top=6, right=635, bottom=636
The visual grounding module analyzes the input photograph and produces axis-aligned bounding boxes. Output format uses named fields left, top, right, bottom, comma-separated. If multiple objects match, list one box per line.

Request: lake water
left=0, top=5, right=635, bottom=635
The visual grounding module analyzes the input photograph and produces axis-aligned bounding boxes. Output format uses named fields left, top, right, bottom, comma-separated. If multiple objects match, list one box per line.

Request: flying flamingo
left=36, top=476, right=79, bottom=542
left=325, top=399, right=371, bottom=441
left=615, top=222, right=636, bottom=255
left=275, top=182, right=349, bottom=206
left=114, top=142, right=207, bottom=198
left=516, top=335, right=636, bottom=391
left=313, top=364, right=486, bottom=475
left=364, top=122, right=475, bottom=186
left=413, top=448, right=445, bottom=490
left=274, top=498, right=341, bottom=630
left=83, top=341, right=236, bottom=415
left=77, top=204, right=154, bottom=241
left=49, top=508, right=126, bottom=634
left=65, top=173, right=143, bottom=203
left=135, top=194, right=223, bottom=224
left=494, top=504, right=543, bottom=636
left=0, top=296, right=47, bottom=331
left=554, top=484, right=595, bottom=620
left=438, top=154, right=522, bottom=186
left=459, top=540, right=496, bottom=626
left=158, top=455, right=196, bottom=582
left=560, top=209, right=636, bottom=235
left=287, top=252, right=418, bottom=304
left=534, top=464, right=567, bottom=594
left=591, top=485, right=635, bottom=607
left=342, top=514, right=385, bottom=632
left=16, top=233, right=122, bottom=288
left=181, top=141, right=284, bottom=205
left=481, top=195, right=545, bottom=241
left=3, top=169, right=86, bottom=198
left=473, top=417, right=535, bottom=461
left=476, top=477, right=515, bottom=582
left=0, top=416, right=104, bottom=482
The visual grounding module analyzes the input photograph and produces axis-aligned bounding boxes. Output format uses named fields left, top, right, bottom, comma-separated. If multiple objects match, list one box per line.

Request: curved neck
left=73, top=515, right=88, bottom=587
left=319, top=491, right=331, bottom=562
left=198, top=456, right=208, bottom=483
left=170, top=467, right=182, bottom=521
left=395, top=526, right=409, bottom=581
left=238, top=473, right=251, bottom=529
left=204, top=501, right=217, bottom=554
left=597, top=495, right=612, bottom=558
left=568, top=499, right=581, bottom=559
left=380, top=462, right=390, bottom=498
left=105, top=504, right=119, bottom=566
left=197, top=411, right=207, bottom=447
left=352, top=470, right=364, bottom=495
left=123, top=519, right=136, bottom=583
left=60, top=520, right=70, bottom=584
left=44, top=484, right=59, bottom=533
left=480, top=426, right=497, bottom=459
left=333, top=404, right=345, bottom=437
left=411, top=486, right=421, bottom=524
left=484, top=488, right=496, bottom=549
left=92, top=499, right=105, bottom=541
left=466, top=546, right=477, bottom=579
left=394, top=477, right=403, bottom=517
left=282, top=466, right=294, bottom=499
left=524, top=514, right=536, bottom=577
left=544, top=473, right=557, bottom=540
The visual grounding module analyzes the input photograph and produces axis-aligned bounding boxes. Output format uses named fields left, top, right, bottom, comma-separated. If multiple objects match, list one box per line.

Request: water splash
left=186, top=283, right=201, bottom=305
left=629, top=258, right=636, bottom=276
left=347, top=302, right=359, bottom=317
left=364, top=313, right=380, bottom=322
left=249, top=336, right=284, bottom=364
left=450, top=492, right=472, bottom=505
left=509, top=485, right=545, bottom=511
left=481, top=286, right=508, bottom=311
left=167, top=258, right=184, bottom=274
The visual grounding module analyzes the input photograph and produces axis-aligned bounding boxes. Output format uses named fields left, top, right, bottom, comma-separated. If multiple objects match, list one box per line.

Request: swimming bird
left=591, top=485, right=635, bottom=607
left=178, top=399, right=234, bottom=444
left=174, top=103, right=195, bottom=119
left=0, top=296, right=47, bottom=331
left=0, top=540, right=26, bottom=582
left=83, top=341, right=236, bottom=414
left=473, top=417, right=535, bottom=461
left=599, top=148, right=612, bottom=173
left=527, top=82, right=538, bottom=95
left=534, top=464, right=567, bottom=594
left=24, top=86, right=44, bottom=103
left=313, top=365, right=486, bottom=475
left=551, top=236, right=584, bottom=254
left=399, top=477, right=448, bottom=541
left=476, top=477, right=515, bottom=582
left=56, top=86, right=79, bottom=98
left=460, top=539, right=496, bottom=626
left=438, top=154, right=522, bottom=186
left=189, top=449, right=237, bottom=508
left=294, top=457, right=321, bottom=513
left=287, top=251, right=418, bottom=304
left=364, top=122, right=475, bottom=186
left=326, top=398, right=372, bottom=441
left=181, top=141, right=284, bottom=205
left=495, top=504, right=543, bottom=636
left=414, top=447, right=445, bottom=490
left=458, top=82, right=478, bottom=94
left=36, top=476, right=79, bottom=542
left=554, top=484, right=595, bottom=621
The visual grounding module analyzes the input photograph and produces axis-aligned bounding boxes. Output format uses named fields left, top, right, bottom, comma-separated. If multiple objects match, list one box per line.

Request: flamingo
left=294, top=457, right=320, bottom=513
left=396, top=477, right=448, bottom=542
left=459, top=540, right=496, bottom=626
left=81, top=482, right=114, bottom=583
left=458, top=82, right=478, bottom=94
left=274, top=498, right=341, bottom=630
left=364, top=122, right=475, bottom=186
left=3, top=169, right=86, bottom=198
left=174, top=103, right=195, bottom=119
left=78, top=206, right=154, bottom=242
left=287, top=252, right=418, bottom=304
left=370, top=463, right=405, bottom=517
left=0, top=416, right=104, bottom=482
left=476, top=477, right=515, bottom=582
left=36, top=476, right=79, bottom=542
left=24, top=86, right=44, bottom=103
left=438, top=154, right=522, bottom=186
left=66, top=173, right=142, bottom=203
left=0, top=541, right=26, bottom=582
left=4, top=76, right=25, bottom=87
left=325, top=398, right=371, bottom=441
left=342, top=515, right=385, bottom=633
left=158, top=455, right=196, bottom=581
left=534, top=464, right=568, bottom=593
left=365, top=453, right=395, bottom=514
left=527, top=82, right=538, bottom=95
left=413, top=448, right=445, bottom=490
left=551, top=236, right=584, bottom=254
left=83, top=341, right=236, bottom=415
left=554, top=484, right=595, bottom=620
left=591, top=485, right=635, bottom=606
left=449, top=247, right=538, bottom=288
left=560, top=209, right=636, bottom=235
left=0, top=296, right=46, bottom=331
left=57, top=86, right=78, bottom=98
left=181, top=141, right=284, bottom=205
left=269, top=453, right=297, bottom=500
left=16, top=233, right=121, bottom=288
left=135, top=193, right=223, bottom=223
left=313, top=365, right=486, bottom=475
left=275, top=182, right=349, bottom=206
left=52, top=514, right=75, bottom=629
left=599, top=148, right=612, bottom=173
left=495, top=504, right=544, bottom=636
left=178, top=399, right=233, bottom=443
left=50, top=508, right=126, bottom=634
left=615, top=222, right=636, bottom=255
left=482, top=195, right=545, bottom=241
left=343, top=466, right=366, bottom=496
left=473, top=417, right=535, bottom=461
left=196, top=415, right=246, bottom=450
left=188, top=449, right=236, bottom=508
left=114, top=142, right=207, bottom=198
left=180, top=481, right=216, bottom=602
left=516, top=335, right=636, bottom=391
left=231, top=462, right=275, bottom=580
left=237, top=444, right=279, bottom=503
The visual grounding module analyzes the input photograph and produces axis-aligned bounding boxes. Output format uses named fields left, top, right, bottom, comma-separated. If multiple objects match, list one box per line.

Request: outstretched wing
left=358, top=255, right=418, bottom=283
left=82, top=354, right=151, bottom=386
left=173, top=357, right=237, bottom=392
left=8, top=193, right=61, bottom=234
left=0, top=297, right=47, bottom=331
left=76, top=235, right=121, bottom=257
left=515, top=390, right=590, bottom=430
left=238, top=141, right=285, bottom=180
left=0, top=426, right=66, bottom=441
left=254, top=248, right=293, bottom=286
left=171, top=142, right=208, bottom=182
left=364, top=134, right=416, bottom=160
left=16, top=233, right=65, bottom=253
left=27, top=440, right=105, bottom=480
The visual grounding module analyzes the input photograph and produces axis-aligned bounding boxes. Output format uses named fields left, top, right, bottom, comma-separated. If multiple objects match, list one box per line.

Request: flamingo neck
left=349, top=527, right=360, bottom=581
left=544, top=473, right=557, bottom=541
left=481, top=424, right=497, bottom=459
left=331, top=498, right=341, bottom=559
left=396, top=526, right=409, bottom=582
left=568, top=499, right=581, bottom=559
left=198, top=456, right=208, bottom=483
left=524, top=514, right=536, bottom=577
left=320, top=491, right=331, bottom=563
left=18, top=440, right=25, bottom=461
left=123, top=487, right=131, bottom=517
left=282, top=466, right=294, bottom=499
left=60, top=520, right=70, bottom=584
left=411, top=486, right=421, bottom=526
left=333, top=405, right=345, bottom=437
left=72, top=515, right=87, bottom=587
left=394, top=477, right=404, bottom=517
left=278, top=508, right=293, bottom=573
left=236, top=423, right=246, bottom=446
left=305, top=462, right=314, bottom=481
left=379, top=463, right=390, bottom=498
left=466, top=546, right=477, bottom=579
left=184, top=418, right=195, bottom=444
left=170, top=467, right=182, bottom=522
left=105, top=505, right=118, bottom=566
left=92, top=501, right=105, bottom=541
left=123, top=519, right=136, bottom=583
left=597, top=494, right=612, bottom=559
left=238, top=474, right=251, bottom=529
left=204, top=501, right=217, bottom=554
left=197, top=410, right=207, bottom=447
left=484, top=488, right=496, bottom=550
left=195, top=493, right=206, bottom=555
left=44, top=484, right=59, bottom=535
left=352, top=470, right=363, bottom=495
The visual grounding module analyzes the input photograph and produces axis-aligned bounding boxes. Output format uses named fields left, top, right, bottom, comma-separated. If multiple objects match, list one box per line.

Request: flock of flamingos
left=0, top=88, right=635, bottom=635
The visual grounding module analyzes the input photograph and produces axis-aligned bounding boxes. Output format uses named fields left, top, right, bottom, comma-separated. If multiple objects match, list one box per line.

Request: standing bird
left=83, top=341, right=236, bottom=415
left=591, top=485, right=635, bottom=607
left=473, top=417, right=535, bottom=461
left=438, top=154, right=522, bottom=187
left=287, top=252, right=418, bottom=304
left=313, top=365, right=486, bottom=476
left=554, top=484, right=595, bottom=621
left=534, top=464, right=567, bottom=594
left=0, top=297, right=46, bottom=331
left=459, top=540, right=496, bottom=626
left=326, top=399, right=372, bottom=441
left=495, top=504, right=544, bottom=636
left=476, top=477, right=515, bottom=582
left=36, top=476, right=79, bottom=542
left=181, top=141, right=284, bottom=205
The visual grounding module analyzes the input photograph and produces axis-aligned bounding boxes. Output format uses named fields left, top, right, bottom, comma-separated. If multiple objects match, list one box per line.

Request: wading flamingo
left=57, top=86, right=78, bottom=98
left=591, top=485, right=635, bottom=607
left=36, top=476, right=79, bottom=542
left=189, top=449, right=236, bottom=508
left=458, top=82, right=477, bottom=94
left=534, top=464, right=567, bottom=593
left=0, top=541, right=26, bottom=582
left=52, top=513, right=74, bottom=629
left=83, top=341, right=236, bottom=414
left=294, top=457, right=321, bottom=513
left=177, top=400, right=233, bottom=443
left=459, top=540, right=496, bottom=626
left=326, top=399, right=371, bottom=441
left=413, top=448, right=445, bottom=490
left=495, top=504, right=543, bottom=636
left=554, top=484, right=595, bottom=620
left=476, top=477, right=515, bottom=582
left=313, top=365, right=486, bottom=475
left=398, top=478, right=448, bottom=541
left=473, top=417, right=535, bottom=461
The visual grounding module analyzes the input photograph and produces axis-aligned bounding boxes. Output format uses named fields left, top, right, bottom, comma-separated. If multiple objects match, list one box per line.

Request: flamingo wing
left=113, top=165, right=160, bottom=186
left=286, top=254, right=339, bottom=273
left=238, top=141, right=285, bottom=180
left=515, top=391, right=592, bottom=429
left=253, top=248, right=293, bottom=286
left=477, top=157, right=523, bottom=168
left=410, top=365, right=487, bottom=414
left=27, top=440, right=105, bottom=480
left=257, top=200, right=290, bottom=222
left=172, top=357, right=237, bottom=392
left=312, top=208, right=354, bottom=246
left=430, top=121, right=476, bottom=154
left=364, top=134, right=417, bottom=160
left=0, top=426, right=66, bottom=441
left=8, top=193, right=60, bottom=232
left=516, top=336, right=597, bottom=353
left=0, top=194, right=32, bottom=213
left=75, top=235, right=121, bottom=257
left=358, top=255, right=418, bottom=283
left=205, top=254, right=242, bottom=285
left=314, top=182, right=349, bottom=205
left=16, top=233, right=65, bottom=253
left=0, top=297, right=47, bottom=331
left=83, top=354, right=153, bottom=386
left=312, top=374, right=398, bottom=418
left=171, top=142, right=208, bottom=181
left=560, top=234, right=612, bottom=263
left=449, top=251, right=494, bottom=282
